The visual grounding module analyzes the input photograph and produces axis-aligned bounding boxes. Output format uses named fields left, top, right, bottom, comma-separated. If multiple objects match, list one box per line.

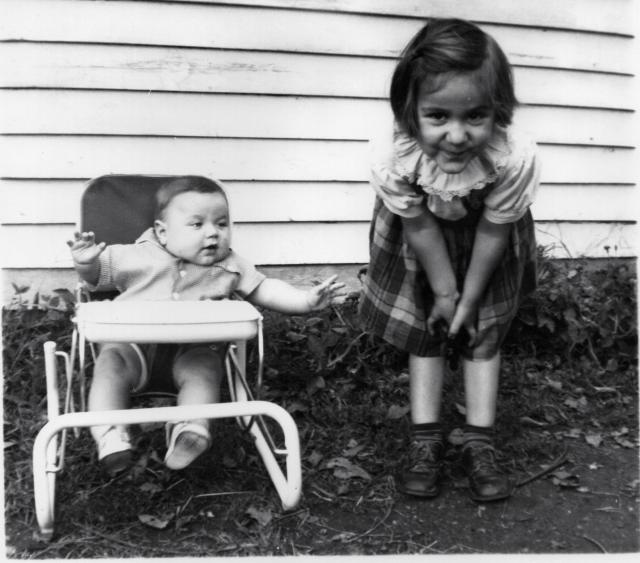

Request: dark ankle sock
left=463, top=424, right=493, bottom=447
left=412, top=422, right=443, bottom=442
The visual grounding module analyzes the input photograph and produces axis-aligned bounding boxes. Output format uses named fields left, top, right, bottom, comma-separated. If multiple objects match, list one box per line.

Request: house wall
left=1, top=0, right=637, bottom=302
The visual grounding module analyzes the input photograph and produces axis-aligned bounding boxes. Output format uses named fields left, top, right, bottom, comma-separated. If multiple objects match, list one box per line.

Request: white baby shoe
left=164, top=421, right=211, bottom=470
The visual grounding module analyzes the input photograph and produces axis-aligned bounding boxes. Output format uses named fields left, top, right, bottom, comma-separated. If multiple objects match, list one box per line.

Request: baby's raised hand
left=306, top=275, right=346, bottom=311
left=67, top=231, right=106, bottom=265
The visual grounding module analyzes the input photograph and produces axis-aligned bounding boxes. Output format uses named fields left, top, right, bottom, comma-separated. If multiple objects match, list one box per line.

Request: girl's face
left=154, top=191, right=231, bottom=266
left=417, top=72, right=495, bottom=174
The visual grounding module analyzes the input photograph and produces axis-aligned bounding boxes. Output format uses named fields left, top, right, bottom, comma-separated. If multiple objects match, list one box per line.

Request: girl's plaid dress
left=359, top=125, right=539, bottom=359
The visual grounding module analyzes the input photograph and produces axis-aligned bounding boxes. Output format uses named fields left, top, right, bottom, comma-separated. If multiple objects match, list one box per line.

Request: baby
left=68, top=175, right=344, bottom=474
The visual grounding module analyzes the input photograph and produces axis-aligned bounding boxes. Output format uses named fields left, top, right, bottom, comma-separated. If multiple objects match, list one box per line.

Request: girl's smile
left=417, top=72, right=496, bottom=174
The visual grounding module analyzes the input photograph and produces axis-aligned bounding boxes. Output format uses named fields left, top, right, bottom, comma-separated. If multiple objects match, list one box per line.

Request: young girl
left=360, top=18, right=539, bottom=501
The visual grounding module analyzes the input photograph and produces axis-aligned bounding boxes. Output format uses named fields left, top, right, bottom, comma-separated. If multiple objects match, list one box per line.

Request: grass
left=3, top=260, right=639, bottom=557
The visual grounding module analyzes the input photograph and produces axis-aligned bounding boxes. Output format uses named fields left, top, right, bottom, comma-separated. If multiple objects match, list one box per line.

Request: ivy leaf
left=386, top=404, right=410, bottom=420
left=613, top=436, right=635, bottom=448
left=325, top=457, right=371, bottom=481
left=138, top=513, right=172, bottom=529
left=139, top=482, right=163, bottom=494
left=245, top=505, right=273, bottom=527
left=585, top=433, right=603, bottom=448
left=306, top=450, right=323, bottom=467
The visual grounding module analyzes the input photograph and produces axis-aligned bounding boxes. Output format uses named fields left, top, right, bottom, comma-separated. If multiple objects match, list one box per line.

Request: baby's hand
left=306, top=275, right=346, bottom=311
left=67, top=231, right=106, bottom=265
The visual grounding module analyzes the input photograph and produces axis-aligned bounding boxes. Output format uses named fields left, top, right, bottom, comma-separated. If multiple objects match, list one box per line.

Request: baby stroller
left=32, top=175, right=302, bottom=540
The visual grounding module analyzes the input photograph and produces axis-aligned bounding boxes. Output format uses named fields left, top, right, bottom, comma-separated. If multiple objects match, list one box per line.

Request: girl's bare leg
left=463, top=352, right=500, bottom=426
left=461, top=352, right=512, bottom=501
left=409, top=354, right=445, bottom=423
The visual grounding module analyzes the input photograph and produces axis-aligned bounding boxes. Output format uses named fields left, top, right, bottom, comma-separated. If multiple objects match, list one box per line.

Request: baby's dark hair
left=154, top=175, right=227, bottom=220
left=390, top=18, right=517, bottom=138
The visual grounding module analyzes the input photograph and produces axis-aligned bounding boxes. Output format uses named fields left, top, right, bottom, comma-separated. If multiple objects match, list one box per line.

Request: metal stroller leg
left=33, top=402, right=301, bottom=539
left=226, top=339, right=302, bottom=510
left=35, top=342, right=61, bottom=540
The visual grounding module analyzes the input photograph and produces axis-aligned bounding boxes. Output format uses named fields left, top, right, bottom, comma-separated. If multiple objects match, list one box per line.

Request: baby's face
left=154, top=191, right=231, bottom=266
left=417, top=71, right=495, bottom=174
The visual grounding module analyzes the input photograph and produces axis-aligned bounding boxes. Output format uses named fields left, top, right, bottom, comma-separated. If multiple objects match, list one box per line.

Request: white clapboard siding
left=1, top=0, right=632, bottom=74
left=165, top=0, right=635, bottom=36
left=0, top=0, right=637, bottom=292
left=1, top=223, right=635, bottom=271
left=0, top=136, right=635, bottom=185
left=1, top=90, right=635, bottom=147
left=0, top=180, right=636, bottom=225
left=1, top=43, right=634, bottom=110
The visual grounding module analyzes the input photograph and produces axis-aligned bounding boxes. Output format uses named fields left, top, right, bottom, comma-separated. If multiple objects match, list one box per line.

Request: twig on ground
left=194, top=491, right=253, bottom=498
left=273, top=508, right=309, bottom=523
left=327, top=332, right=367, bottom=368
left=77, top=525, right=153, bottom=551
left=516, top=444, right=569, bottom=488
left=345, top=502, right=394, bottom=543
left=580, top=534, right=607, bottom=553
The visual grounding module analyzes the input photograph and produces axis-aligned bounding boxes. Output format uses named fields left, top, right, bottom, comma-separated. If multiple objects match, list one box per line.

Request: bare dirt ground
left=5, top=418, right=638, bottom=558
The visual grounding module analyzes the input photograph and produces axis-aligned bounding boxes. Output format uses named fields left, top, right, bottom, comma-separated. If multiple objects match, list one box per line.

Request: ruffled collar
left=392, top=125, right=513, bottom=201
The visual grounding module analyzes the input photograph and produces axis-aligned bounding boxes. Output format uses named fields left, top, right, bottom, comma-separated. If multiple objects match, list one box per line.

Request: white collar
left=392, top=125, right=514, bottom=200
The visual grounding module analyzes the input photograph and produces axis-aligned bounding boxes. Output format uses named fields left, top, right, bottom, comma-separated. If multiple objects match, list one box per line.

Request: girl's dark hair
left=390, top=18, right=517, bottom=138
left=155, top=175, right=227, bottom=220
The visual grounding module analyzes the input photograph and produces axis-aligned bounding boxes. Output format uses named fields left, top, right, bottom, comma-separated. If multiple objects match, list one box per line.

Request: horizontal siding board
left=1, top=43, right=634, bottom=110
left=159, top=0, right=636, bottom=35
left=1, top=90, right=635, bottom=147
left=1, top=180, right=636, bottom=224
left=0, top=137, right=635, bottom=184
left=2, top=222, right=635, bottom=269
left=2, top=1, right=633, bottom=74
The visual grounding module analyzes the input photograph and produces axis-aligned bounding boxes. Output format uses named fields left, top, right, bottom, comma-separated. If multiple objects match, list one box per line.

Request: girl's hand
left=449, top=300, right=479, bottom=346
left=426, top=293, right=457, bottom=335
left=67, top=231, right=106, bottom=265
left=305, top=275, right=346, bottom=311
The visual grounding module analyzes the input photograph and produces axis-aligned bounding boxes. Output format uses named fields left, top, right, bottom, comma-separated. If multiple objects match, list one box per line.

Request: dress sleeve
left=369, top=128, right=425, bottom=218
left=483, top=136, right=541, bottom=224
left=229, top=253, right=267, bottom=298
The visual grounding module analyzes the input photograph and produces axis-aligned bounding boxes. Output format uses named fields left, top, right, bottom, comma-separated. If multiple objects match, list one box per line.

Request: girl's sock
left=463, top=424, right=494, bottom=447
left=412, top=422, right=444, bottom=442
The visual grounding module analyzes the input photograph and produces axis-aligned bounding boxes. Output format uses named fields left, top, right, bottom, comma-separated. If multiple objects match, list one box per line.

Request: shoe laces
left=407, top=439, right=442, bottom=471
left=465, top=443, right=500, bottom=474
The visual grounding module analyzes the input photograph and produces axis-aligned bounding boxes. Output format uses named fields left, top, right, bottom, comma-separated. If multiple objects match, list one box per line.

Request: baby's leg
left=89, top=343, right=143, bottom=473
left=165, top=345, right=222, bottom=470
left=173, top=345, right=223, bottom=418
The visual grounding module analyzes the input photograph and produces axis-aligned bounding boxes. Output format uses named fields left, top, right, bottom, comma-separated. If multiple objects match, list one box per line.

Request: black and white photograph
left=1, top=0, right=638, bottom=558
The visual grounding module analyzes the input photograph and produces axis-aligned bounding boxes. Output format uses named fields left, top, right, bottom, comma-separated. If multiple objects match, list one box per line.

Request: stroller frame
left=31, top=175, right=302, bottom=540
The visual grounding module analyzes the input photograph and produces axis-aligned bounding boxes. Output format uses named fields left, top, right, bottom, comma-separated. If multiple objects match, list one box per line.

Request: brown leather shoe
left=462, top=442, right=513, bottom=501
left=397, top=439, right=443, bottom=498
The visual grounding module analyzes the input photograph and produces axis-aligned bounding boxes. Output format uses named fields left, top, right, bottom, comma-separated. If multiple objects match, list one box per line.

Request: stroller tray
left=75, top=300, right=261, bottom=343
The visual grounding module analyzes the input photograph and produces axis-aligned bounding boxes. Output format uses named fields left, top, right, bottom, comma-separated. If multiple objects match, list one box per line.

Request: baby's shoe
left=97, top=426, right=133, bottom=476
left=164, top=421, right=211, bottom=470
